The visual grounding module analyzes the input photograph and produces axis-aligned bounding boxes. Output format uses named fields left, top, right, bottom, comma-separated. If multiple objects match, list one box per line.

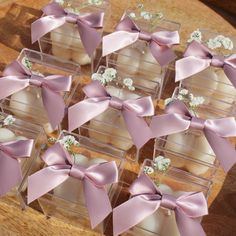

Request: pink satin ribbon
left=68, top=81, right=154, bottom=149
left=175, top=40, right=236, bottom=88
left=27, top=142, right=118, bottom=228
left=0, top=139, right=34, bottom=197
left=103, top=16, right=180, bottom=66
left=0, top=61, right=72, bottom=129
left=32, top=2, right=104, bottom=57
left=150, top=100, right=236, bottom=172
left=113, top=174, right=208, bottom=236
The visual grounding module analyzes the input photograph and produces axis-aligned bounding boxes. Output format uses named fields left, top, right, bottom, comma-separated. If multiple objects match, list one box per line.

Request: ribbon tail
left=76, top=21, right=102, bottom=57
left=113, top=196, right=160, bottom=236
left=68, top=99, right=109, bottom=132
left=204, top=130, right=236, bottom=172
left=224, top=64, right=236, bottom=88
left=83, top=179, right=112, bottom=228
left=102, top=31, right=139, bottom=56
left=149, top=42, right=176, bottom=66
left=0, top=153, right=22, bottom=197
left=122, top=109, right=152, bottom=149
left=31, top=16, right=66, bottom=43
left=150, top=114, right=190, bottom=138
left=27, top=167, right=69, bottom=204
left=175, top=56, right=209, bottom=82
left=175, top=209, right=206, bottom=236
left=41, top=87, right=66, bottom=130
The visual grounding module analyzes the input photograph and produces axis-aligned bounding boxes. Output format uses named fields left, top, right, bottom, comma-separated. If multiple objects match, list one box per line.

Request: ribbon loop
left=69, top=165, right=85, bottom=180
left=161, top=194, right=177, bottom=210
left=190, top=116, right=205, bottom=130
left=211, top=55, right=225, bottom=67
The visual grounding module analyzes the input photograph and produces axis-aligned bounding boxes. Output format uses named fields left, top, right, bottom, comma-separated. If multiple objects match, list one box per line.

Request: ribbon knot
left=150, top=100, right=236, bottom=172
left=175, top=41, right=236, bottom=88
left=28, top=142, right=118, bottom=228
left=69, top=165, right=85, bottom=180
left=109, top=96, right=123, bottom=110
left=68, top=80, right=154, bottom=149
left=113, top=174, right=208, bottom=236
left=103, top=16, right=179, bottom=66
left=0, top=61, right=72, bottom=129
left=161, top=193, right=177, bottom=210
left=190, top=116, right=205, bottom=130
left=31, top=2, right=104, bottom=57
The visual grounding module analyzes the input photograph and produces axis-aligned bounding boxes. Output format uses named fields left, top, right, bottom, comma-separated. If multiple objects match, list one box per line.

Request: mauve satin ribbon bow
left=175, top=40, right=236, bottom=88
left=0, top=61, right=72, bottom=129
left=68, top=80, right=154, bottom=149
left=102, top=16, right=179, bottom=66
left=27, top=142, right=118, bottom=228
left=150, top=100, right=236, bottom=172
left=32, top=2, right=104, bottom=57
left=113, top=174, right=208, bottom=236
left=0, top=139, right=34, bottom=197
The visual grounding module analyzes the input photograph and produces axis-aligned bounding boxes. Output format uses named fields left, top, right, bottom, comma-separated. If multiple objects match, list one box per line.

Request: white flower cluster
left=123, top=78, right=135, bottom=91
left=92, top=68, right=117, bottom=85
left=3, top=115, right=16, bottom=126
left=143, top=166, right=154, bottom=174
left=129, top=4, right=163, bottom=21
left=207, top=35, right=234, bottom=50
left=59, top=135, right=80, bottom=152
left=187, top=29, right=202, bottom=43
left=154, top=156, right=171, bottom=172
left=88, top=0, right=103, bottom=5
left=22, top=56, right=32, bottom=70
left=165, top=89, right=205, bottom=109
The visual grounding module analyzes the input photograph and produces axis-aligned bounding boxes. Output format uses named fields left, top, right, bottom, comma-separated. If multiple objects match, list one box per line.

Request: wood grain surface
left=0, top=0, right=235, bottom=235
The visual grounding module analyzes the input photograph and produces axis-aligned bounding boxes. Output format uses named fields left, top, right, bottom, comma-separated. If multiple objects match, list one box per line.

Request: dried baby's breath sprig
left=187, top=29, right=202, bottom=43
left=207, top=35, right=234, bottom=50
left=22, top=56, right=32, bottom=70
left=143, top=166, right=154, bottom=175
left=154, top=156, right=171, bottom=172
left=58, top=135, right=80, bottom=154
left=92, top=68, right=117, bottom=85
left=123, top=78, right=135, bottom=91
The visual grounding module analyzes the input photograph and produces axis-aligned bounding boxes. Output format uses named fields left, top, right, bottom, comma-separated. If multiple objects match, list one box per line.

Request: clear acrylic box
left=154, top=131, right=219, bottom=180
left=0, top=112, right=45, bottom=205
left=0, top=48, right=80, bottom=134
left=180, top=29, right=236, bottom=117
left=68, top=74, right=154, bottom=162
left=172, top=86, right=236, bottom=118
left=119, top=159, right=212, bottom=236
left=37, top=0, right=111, bottom=71
left=97, top=7, right=181, bottom=98
left=21, top=130, right=125, bottom=233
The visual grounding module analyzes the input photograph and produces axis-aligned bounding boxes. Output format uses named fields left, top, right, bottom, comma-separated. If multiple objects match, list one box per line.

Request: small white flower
left=59, top=135, right=79, bottom=151
left=143, top=166, right=154, bottom=174
left=164, top=98, right=173, bottom=106
left=91, top=73, right=106, bottom=84
left=129, top=12, right=136, bottom=18
left=48, top=137, right=57, bottom=143
left=102, top=68, right=117, bottom=82
left=88, top=0, right=103, bottom=6
left=55, top=0, right=64, bottom=5
left=154, top=156, right=171, bottom=172
left=187, top=29, right=202, bottom=43
left=140, top=11, right=152, bottom=20
left=22, top=56, right=32, bottom=70
left=123, top=78, right=133, bottom=87
left=222, top=37, right=234, bottom=50
left=207, top=38, right=221, bottom=49
left=189, top=96, right=205, bottom=107
left=179, top=89, right=189, bottom=96
left=177, top=94, right=184, bottom=100
left=3, top=115, right=16, bottom=126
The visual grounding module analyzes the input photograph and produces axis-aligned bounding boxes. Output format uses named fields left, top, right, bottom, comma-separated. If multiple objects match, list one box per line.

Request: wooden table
left=0, top=0, right=235, bottom=235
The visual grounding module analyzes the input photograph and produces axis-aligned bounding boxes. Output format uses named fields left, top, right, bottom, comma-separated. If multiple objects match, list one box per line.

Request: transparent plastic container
left=20, top=130, right=125, bottom=233
left=119, top=159, right=212, bottom=236
left=172, top=86, right=236, bottom=119
left=0, top=112, right=45, bottom=206
left=180, top=29, right=236, bottom=117
left=0, top=48, right=80, bottom=134
left=96, top=7, right=181, bottom=98
left=154, top=131, right=220, bottom=180
left=38, top=0, right=111, bottom=72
